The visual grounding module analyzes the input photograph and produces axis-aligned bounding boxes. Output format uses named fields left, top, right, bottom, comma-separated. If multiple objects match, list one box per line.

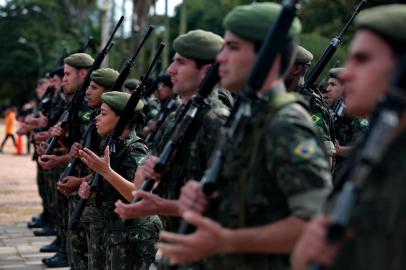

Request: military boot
left=40, top=237, right=61, bottom=253
left=33, top=226, right=56, bottom=236
left=42, top=251, right=69, bottom=268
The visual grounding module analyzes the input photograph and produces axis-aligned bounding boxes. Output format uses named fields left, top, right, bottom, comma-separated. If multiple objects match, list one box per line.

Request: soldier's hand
left=35, top=131, right=49, bottom=143
left=57, top=176, right=83, bottom=196
left=291, top=216, right=342, bottom=270
left=69, top=142, right=83, bottom=158
left=49, top=124, right=65, bottom=137
left=79, top=146, right=111, bottom=177
left=158, top=211, right=230, bottom=265
left=37, top=114, right=48, bottom=128
left=38, top=154, right=69, bottom=169
left=179, top=180, right=209, bottom=215
left=139, top=155, right=161, bottom=180
left=114, top=191, right=168, bottom=219
left=78, top=181, right=92, bottom=199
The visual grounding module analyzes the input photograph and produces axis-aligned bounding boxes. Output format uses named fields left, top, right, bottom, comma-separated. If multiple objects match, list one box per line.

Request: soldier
left=141, top=73, right=178, bottom=138
left=123, top=78, right=140, bottom=94
left=59, top=68, right=119, bottom=270
left=78, top=91, right=162, bottom=270
left=82, top=29, right=230, bottom=234
left=323, top=67, right=369, bottom=180
left=39, top=53, right=94, bottom=268
left=158, top=3, right=331, bottom=269
left=285, top=45, right=336, bottom=168
left=292, top=4, right=406, bottom=270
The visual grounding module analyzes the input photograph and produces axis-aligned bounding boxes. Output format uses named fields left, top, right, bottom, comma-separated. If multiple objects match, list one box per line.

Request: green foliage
left=0, top=0, right=99, bottom=106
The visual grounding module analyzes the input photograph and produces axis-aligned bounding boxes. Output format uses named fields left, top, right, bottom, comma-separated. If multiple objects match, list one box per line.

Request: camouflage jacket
left=206, top=84, right=332, bottom=270
left=297, top=87, right=336, bottom=159
left=66, top=99, right=92, bottom=148
left=333, top=112, right=369, bottom=177
left=330, top=130, right=406, bottom=270
left=151, top=87, right=231, bottom=231
left=47, top=89, right=67, bottom=128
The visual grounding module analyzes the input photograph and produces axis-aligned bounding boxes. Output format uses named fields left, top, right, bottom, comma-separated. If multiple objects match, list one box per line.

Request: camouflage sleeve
left=115, top=139, right=149, bottom=181
left=187, top=108, right=227, bottom=180
left=268, top=115, right=332, bottom=219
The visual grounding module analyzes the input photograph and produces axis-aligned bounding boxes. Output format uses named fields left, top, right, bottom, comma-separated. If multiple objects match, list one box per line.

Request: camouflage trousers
left=36, top=163, right=52, bottom=225
left=67, top=193, right=89, bottom=270
left=105, top=216, right=162, bottom=270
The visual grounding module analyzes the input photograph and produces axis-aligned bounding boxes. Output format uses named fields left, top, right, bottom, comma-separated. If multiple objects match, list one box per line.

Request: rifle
left=145, top=94, right=178, bottom=146
left=304, top=0, right=367, bottom=89
left=158, top=2, right=301, bottom=268
left=331, top=98, right=346, bottom=123
left=111, top=26, right=154, bottom=91
left=44, top=16, right=124, bottom=155
left=127, top=61, right=221, bottom=210
left=308, top=55, right=406, bottom=270
left=69, top=43, right=165, bottom=230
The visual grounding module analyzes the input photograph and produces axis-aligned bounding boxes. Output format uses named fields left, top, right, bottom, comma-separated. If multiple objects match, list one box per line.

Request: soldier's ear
left=79, top=68, right=88, bottom=80
left=199, top=64, right=212, bottom=80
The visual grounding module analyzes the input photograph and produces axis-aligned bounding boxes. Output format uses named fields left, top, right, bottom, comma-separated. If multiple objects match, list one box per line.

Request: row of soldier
left=21, top=2, right=406, bottom=270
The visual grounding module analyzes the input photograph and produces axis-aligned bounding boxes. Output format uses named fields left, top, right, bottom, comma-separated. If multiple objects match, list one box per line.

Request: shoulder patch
left=358, top=118, right=369, bottom=128
left=291, top=139, right=319, bottom=162
left=311, top=112, right=323, bottom=126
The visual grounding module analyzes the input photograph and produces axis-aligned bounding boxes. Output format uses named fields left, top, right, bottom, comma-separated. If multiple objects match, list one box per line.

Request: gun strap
left=238, top=91, right=302, bottom=227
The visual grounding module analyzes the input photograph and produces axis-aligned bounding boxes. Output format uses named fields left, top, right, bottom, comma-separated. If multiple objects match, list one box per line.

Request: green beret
left=101, top=91, right=144, bottom=112
left=173, top=30, right=224, bottom=60
left=329, top=68, right=345, bottom=80
left=356, top=4, right=406, bottom=48
left=124, top=79, right=140, bottom=91
left=90, top=68, right=119, bottom=89
left=295, top=46, right=313, bottom=65
left=64, top=53, right=94, bottom=68
left=224, top=2, right=301, bottom=43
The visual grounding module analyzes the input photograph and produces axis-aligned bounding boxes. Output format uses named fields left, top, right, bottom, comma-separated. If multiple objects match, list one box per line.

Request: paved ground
left=0, top=123, right=68, bottom=269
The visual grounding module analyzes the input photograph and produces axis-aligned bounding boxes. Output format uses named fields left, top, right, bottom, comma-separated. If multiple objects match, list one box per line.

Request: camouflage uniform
left=152, top=87, right=230, bottom=232
left=206, top=85, right=332, bottom=270
left=297, top=87, right=336, bottom=167
left=143, top=96, right=161, bottom=126
left=95, top=131, right=162, bottom=270
left=329, top=131, right=406, bottom=270
left=66, top=105, right=95, bottom=270
left=332, top=108, right=369, bottom=179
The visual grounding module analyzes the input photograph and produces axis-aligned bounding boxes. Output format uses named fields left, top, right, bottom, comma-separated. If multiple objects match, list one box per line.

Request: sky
left=0, top=0, right=183, bottom=16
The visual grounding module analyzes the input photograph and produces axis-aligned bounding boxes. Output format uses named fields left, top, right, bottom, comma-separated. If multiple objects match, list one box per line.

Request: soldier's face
left=217, top=31, right=255, bottom=92
left=51, top=75, right=62, bottom=90
left=62, top=64, right=82, bottom=96
left=86, top=81, right=106, bottom=108
left=342, top=30, right=396, bottom=117
left=167, top=53, right=207, bottom=99
left=35, top=82, right=48, bottom=99
left=323, top=78, right=344, bottom=107
left=157, top=83, right=172, bottom=101
left=95, top=103, right=119, bottom=136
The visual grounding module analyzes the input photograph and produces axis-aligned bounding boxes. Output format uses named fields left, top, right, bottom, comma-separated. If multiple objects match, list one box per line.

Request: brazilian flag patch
left=291, top=139, right=318, bottom=162
left=311, top=112, right=323, bottom=126
left=79, top=111, right=91, bottom=122
left=358, top=118, right=369, bottom=128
